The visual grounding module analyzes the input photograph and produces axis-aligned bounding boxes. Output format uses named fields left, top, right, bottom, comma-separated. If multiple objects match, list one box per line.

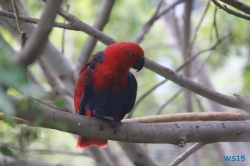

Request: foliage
left=0, top=0, right=250, bottom=165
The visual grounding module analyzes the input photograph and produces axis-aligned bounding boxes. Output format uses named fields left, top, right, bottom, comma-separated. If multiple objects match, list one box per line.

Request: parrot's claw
left=96, top=115, right=118, bottom=134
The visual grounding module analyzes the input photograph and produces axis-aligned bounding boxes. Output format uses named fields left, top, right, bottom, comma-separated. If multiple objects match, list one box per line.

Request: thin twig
left=169, top=143, right=206, bottom=166
left=213, top=7, right=220, bottom=40
left=156, top=51, right=213, bottom=115
left=127, top=79, right=166, bottom=118
left=75, top=0, right=115, bottom=77
left=131, top=3, right=222, bottom=117
left=177, top=32, right=231, bottom=72
left=131, top=0, right=164, bottom=43
left=58, top=8, right=116, bottom=45
left=156, top=88, right=184, bottom=115
left=131, top=0, right=184, bottom=43
left=185, top=0, right=211, bottom=58
left=129, top=32, right=231, bottom=117
left=0, top=9, right=79, bottom=31
left=0, top=113, right=28, bottom=124
left=38, top=58, right=74, bottom=113
left=61, top=1, right=70, bottom=54
left=212, top=0, right=250, bottom=21
left=10, top=0, right=27, bottom=48
left=12, top=0, right=63, bottom=67
left=10, top=0, right=22, bottom=33
left=194, top=95, right=206, bottom=112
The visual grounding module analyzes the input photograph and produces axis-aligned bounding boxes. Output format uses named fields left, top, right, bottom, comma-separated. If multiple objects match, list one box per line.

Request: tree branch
left=131, top=0, right=184, bottom=43
left=105, top=143, right=133, bottom=166
left=12, top=0, right=63, bottom=67
left=5, top=3, right=250, bottom=113
left=156, top=88, right=184, bottom=115
left=212, top=0, right=250, bottom=21
left=219, top=0, right=250, bottom=15
left=0, top=2, right=75, bottom=96
left=123, top=112, right=249, bottom=123
left=0, top=9, right=80, bottom=31
left=10, top=0, right=23, bottom=33
left=58, top=8, right=116, bottom=45
left=10, top=0, right=27, bottom=48
left=144, top=56, right=250, bottom=112
left=129, top=31, right=230, bottom=117
left=76, top=0, right=115, bottom=77
left=88, top=147, right=116, bottom=166
left=8, top=95, right=250, bottom=144
left=169, top=143, right=206, bottom=166
left=118, top=142, right=158, bottom=166
left=38, top=58, right=74, bottom=113
left=4, top=0, right=250, bottom=114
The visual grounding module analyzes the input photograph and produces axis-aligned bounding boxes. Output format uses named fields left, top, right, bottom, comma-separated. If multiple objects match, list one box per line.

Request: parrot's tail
left=77, top=136, right=108, bottom=148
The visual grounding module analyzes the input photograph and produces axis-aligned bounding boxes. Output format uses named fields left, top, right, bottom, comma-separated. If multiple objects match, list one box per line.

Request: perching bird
left=74, top=42, right=144, bottom=148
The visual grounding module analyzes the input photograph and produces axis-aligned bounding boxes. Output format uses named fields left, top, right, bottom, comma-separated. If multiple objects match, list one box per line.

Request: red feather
left=74, top=63, right=108, bottom=148
left=74, top=42, right=144, bottom=148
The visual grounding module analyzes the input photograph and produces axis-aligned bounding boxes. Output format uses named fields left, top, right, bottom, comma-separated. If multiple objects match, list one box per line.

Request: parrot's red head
left=104, top=42, right=145, bottom=72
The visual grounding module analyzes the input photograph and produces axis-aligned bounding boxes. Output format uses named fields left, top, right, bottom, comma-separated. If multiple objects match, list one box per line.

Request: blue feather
left=78, top=51, right=137, bottom=121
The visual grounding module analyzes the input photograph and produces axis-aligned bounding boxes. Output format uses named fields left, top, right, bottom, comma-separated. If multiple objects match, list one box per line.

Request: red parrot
left=74, top=42, right=144, bottom=148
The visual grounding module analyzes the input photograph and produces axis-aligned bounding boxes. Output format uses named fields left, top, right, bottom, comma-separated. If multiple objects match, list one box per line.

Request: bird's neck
left=92, top=62, right=129, bottom=93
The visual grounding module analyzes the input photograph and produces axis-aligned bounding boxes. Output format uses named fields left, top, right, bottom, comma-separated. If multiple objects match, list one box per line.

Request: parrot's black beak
left=132, top=57, right=144, bottom=72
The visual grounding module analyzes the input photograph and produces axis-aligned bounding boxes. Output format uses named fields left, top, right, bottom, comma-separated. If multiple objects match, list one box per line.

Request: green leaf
left=0, top=89, right=15, bottom=115
left=53, top=98, right=66, bottom=109
left=18, top=98, right=29, bottom=110
left=54, top=122, right=68, bottom=131
left=243, top=64, right=250, bottom=90
left=0, top=146, right=13, bottom=157
left=2, top=117, right=16, bottom=128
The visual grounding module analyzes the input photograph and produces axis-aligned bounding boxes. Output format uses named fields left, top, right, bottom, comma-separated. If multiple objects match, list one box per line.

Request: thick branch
left=8, top=95, right=250, bottom=144
left=12, top=0, right=63, bottom=67
left=0, top=2, right=75, bottom=96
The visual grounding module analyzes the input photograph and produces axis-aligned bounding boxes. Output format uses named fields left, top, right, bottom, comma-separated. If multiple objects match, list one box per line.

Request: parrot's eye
left=129, top=52, right=134, bottom=57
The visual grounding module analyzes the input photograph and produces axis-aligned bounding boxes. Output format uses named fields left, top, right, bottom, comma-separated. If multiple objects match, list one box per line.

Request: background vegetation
left=0, top=0, right=250, bottom=165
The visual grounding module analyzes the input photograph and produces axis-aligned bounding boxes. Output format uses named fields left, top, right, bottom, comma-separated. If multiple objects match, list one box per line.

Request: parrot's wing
left=74, top=52, right=104, bottom=115
left=74, top=63, right=92, bottom=115
left=126, top=72, right=137, bottom=113
left=114, top=72, right=137, bottom=121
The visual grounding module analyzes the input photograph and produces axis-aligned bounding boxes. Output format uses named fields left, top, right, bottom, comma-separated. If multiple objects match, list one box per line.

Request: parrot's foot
left=96, top=115, right=118, bottom=134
